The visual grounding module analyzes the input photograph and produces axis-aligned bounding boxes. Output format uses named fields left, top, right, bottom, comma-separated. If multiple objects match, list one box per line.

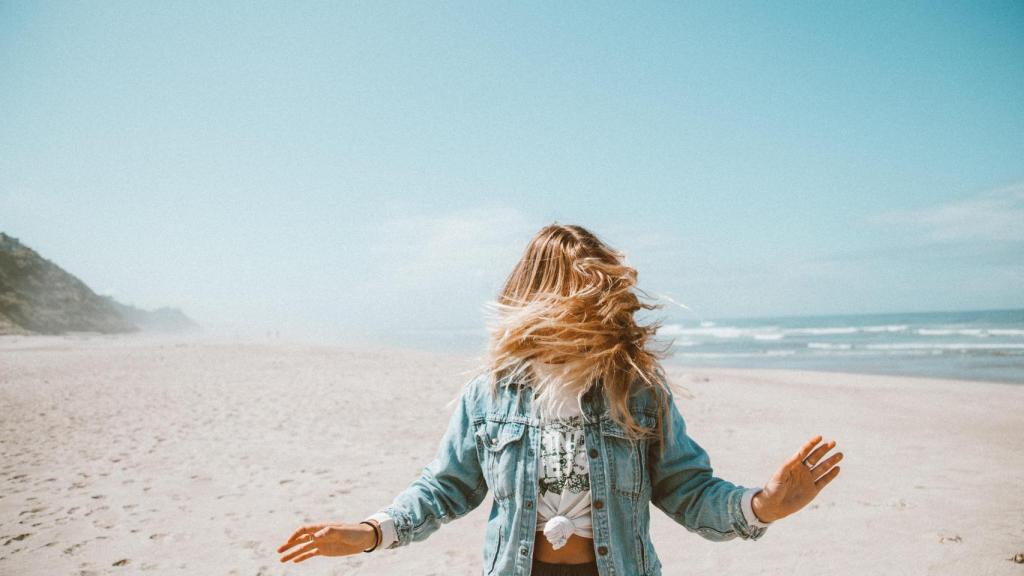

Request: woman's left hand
left=751, top=435, right=843, bottom=523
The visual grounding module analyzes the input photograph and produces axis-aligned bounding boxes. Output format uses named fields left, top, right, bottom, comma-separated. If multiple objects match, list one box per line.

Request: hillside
left=106, top=298, right=199, bottom=333
left=0, top=232, right=196, bottom=335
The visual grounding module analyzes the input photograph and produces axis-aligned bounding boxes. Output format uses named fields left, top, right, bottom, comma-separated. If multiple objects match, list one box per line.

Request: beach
left=1, top=336, right=1021, bottom=575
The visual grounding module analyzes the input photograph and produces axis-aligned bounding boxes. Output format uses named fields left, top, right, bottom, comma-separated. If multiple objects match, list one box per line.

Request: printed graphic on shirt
left=539, top=415, right=590, bottom=497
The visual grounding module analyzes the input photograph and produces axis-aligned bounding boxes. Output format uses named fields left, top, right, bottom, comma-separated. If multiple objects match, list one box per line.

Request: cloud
left=347, top=208, right=710, bottom=331
left=362, top=202, right=536, bottom=281
left=329, top=202, right=541, bottom=333
left=868, top=182, right=1024, bottom=242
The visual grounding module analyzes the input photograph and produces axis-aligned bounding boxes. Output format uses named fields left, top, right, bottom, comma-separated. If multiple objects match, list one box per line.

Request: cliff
left=0, top=232, right=197, bottom=335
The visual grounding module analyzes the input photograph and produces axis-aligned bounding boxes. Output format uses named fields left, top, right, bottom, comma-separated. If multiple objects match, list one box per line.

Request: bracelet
left=359, top=520, right=381, bottom=553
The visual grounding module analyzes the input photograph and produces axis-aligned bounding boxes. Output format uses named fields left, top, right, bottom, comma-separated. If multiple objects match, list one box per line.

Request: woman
left=278, top=224, right=843, bottom=575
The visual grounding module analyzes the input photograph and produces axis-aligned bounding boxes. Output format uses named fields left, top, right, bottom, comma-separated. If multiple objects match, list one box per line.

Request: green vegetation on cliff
left=0, top=232, right=196, bottom=335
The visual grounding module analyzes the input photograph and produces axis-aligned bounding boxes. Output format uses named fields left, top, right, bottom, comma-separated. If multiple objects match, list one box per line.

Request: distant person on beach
left=278, top=223, right=843, bottom=575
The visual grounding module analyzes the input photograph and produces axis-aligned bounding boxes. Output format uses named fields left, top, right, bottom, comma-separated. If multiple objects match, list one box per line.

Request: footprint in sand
left=84, top=505, right=110, bottom=517
left=19, top=506, right=46, bottom=515
left=4, top=533, right=31, bottom=546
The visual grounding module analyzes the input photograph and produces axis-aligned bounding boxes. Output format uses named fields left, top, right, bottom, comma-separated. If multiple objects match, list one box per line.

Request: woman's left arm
left=647, top=387, right=769, bottom=541
left=648, top=386, right=843, bottom=541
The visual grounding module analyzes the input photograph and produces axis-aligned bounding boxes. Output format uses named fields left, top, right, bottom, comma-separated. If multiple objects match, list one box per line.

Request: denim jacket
left=374, top=370, right=769, bottom=575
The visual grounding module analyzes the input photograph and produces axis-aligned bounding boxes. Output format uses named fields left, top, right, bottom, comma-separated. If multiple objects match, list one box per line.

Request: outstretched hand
left=277, top=522, right=376, bottom=563
left=751, top=435, right=843, bottom=523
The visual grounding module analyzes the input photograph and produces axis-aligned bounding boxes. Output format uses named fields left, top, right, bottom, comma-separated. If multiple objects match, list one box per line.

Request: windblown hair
left=478, top=223, right=676, bottom=448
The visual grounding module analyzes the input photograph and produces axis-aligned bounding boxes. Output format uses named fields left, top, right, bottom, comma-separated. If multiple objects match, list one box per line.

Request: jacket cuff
left=740, top=487, right=773, bottom=529
left=365, top=512, right=398, bottom=550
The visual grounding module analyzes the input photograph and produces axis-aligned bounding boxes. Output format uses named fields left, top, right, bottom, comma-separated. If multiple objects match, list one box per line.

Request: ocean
left=390, top=308, right=1024, bottom=385
left=656, top=308, right=1024, bottom=384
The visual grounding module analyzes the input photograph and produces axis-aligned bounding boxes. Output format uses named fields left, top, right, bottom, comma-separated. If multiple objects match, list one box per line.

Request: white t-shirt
left=531, top=365, right=594, bottom=550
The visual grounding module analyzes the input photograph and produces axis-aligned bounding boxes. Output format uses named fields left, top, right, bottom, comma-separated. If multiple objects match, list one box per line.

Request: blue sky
left=1, top=2, right=1021, bottom=341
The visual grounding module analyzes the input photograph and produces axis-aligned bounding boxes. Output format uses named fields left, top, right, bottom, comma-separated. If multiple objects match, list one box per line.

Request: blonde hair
left=478, top=223, right=675, bottom=448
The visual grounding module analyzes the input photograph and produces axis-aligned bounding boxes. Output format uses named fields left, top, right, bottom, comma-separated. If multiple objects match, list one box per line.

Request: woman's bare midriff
left=533, top=532, right=596, bottom=564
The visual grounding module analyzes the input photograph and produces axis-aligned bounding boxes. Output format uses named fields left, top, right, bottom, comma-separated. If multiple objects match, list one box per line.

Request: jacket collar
left=496, top=371, right=607, bottom=419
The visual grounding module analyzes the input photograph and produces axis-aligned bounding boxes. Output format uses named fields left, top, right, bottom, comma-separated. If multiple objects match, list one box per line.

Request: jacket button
left=525, top=500, right=533, bottom=509
left=598, top=545, right=608, bottom=555
left=520, top=547, right=528, bottom=556
left=588, top=448, right=599, bottom=458
left=594, top=499, right=604, bottom=509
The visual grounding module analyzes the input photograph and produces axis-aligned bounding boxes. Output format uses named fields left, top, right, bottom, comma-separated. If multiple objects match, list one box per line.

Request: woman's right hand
left=277, top=522, right=377, bottom=563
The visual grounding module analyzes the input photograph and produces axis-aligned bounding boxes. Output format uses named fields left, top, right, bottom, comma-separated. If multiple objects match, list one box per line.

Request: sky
left=1, top=2, right=1022, bottom=344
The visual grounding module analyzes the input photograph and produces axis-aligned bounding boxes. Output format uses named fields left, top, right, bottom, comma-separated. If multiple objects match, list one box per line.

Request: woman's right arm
left=365, top=375, right=489, bottom=549
left=362, top=512, right=397, bottom=549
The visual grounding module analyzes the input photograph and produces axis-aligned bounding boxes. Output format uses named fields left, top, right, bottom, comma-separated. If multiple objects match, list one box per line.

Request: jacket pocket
left=478, top=420, right=526, bottom=452
left=475, top=419, right=527, bottom=500
left=600, top=413, right=655, bottom=497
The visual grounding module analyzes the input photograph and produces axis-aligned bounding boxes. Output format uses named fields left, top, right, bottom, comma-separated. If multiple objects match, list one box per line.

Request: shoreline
left=3, top=332, right=1021, bottom=387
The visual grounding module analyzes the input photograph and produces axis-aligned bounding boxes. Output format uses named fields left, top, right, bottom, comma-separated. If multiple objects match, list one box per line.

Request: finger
left=814, top=465, right=840, bottom=489
left=810, top=451, right=843, bottom=477
left=279, top=525, right=314, bottom=552
left=277, top=534, right=309, bottom=554
left=280, top=539, right=316, bottom=563
left=804, top=439, right=838, bottom=467
left=789, top=435, right=822, bottom=464
left=293, top=549, right=321, bottom=563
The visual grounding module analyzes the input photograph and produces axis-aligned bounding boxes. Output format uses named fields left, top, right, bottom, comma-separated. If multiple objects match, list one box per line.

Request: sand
left=1, top=335, right=1022, bottom=575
